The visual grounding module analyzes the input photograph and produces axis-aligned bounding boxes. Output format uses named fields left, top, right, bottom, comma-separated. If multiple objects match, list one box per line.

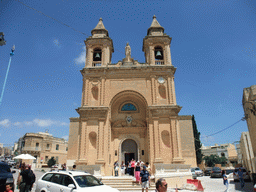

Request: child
left=5, top=184, right=13, bottom=192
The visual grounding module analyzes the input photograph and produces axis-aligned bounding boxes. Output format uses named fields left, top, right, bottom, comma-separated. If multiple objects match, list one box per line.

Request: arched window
left=121, top=103, right=137, bottom=111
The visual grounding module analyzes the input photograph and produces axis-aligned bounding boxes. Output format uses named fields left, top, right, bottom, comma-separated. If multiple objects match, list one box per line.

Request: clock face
left=158, top=77, right=165, bottom=84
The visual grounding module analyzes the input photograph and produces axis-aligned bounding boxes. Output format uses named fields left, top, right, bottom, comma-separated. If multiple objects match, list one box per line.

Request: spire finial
left=153, top=15, right=156, bottom=19
left=99, top=17, right=103, bottom=21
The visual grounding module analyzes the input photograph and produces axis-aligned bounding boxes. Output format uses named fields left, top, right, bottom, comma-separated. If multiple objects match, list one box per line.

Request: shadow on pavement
left=229, top=180, right=253, bottom=191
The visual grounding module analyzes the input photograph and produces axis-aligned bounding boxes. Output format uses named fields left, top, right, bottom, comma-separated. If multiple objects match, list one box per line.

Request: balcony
left=155, top=60, right=164, bottom=65
left=22, top=147, right=41, bottom=151
left=93, top=62, right=102, bottom=67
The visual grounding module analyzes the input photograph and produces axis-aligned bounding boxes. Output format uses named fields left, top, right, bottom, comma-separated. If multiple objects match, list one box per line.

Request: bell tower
left=85, top=18, right=114, bottom=67
left=143, top=15, right=172, bottom=65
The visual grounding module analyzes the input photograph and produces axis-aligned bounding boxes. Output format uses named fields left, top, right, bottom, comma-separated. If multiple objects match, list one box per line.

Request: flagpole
left=0, top=45, right=15, bottom=106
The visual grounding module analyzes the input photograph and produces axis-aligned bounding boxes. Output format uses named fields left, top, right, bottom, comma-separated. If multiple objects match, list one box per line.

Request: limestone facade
left=17, top=132, right=68, bottom=167
left=243, top=85, right=256, bottom=173
left=67, top=16, right=196, bottom=184
left=239, top=132, right=255, bottom=173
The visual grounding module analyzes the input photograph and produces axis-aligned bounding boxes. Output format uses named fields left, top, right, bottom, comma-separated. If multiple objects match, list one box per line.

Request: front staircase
left=100, top=176, right=156, bottom=191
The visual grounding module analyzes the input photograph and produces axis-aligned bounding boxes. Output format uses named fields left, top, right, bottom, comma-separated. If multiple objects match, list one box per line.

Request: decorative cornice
left=76, top=106, right=109, bottom=119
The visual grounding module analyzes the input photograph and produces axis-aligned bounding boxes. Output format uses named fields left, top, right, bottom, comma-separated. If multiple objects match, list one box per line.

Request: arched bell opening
left=154, top=46, right=164, bottom=65
left=93, top=48, right=102, bottom=66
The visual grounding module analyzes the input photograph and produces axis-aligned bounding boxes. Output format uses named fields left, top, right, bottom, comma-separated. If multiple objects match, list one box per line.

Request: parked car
left=210, top=167, right=222, bottom=178
left=254, top=183, right=256, bottom=191
left=190, top=168, right=197, bottom=179
left=233, top=167, right=251, bottom=182
left=204, top=167, right=212, bottom=176
left=225, top=169, right=234, bottom=178
left=0, top=162, right=16, bottom=191
left=35, top=170, right=120, bottom=192
left=194, top=167, right=203, bottom=177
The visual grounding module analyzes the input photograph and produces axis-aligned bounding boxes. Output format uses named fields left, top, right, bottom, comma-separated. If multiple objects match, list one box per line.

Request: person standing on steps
left=140, top=166, right=150, bottom=192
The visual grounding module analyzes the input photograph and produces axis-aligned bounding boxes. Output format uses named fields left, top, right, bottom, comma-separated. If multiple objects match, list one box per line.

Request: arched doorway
left=121, top=139, right=138, bottom=163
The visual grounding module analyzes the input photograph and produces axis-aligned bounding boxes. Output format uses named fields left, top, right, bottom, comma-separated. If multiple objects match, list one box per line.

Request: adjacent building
left=239, top=132, right=255, bottom=173
left=242, top=85, right=256, bottom=173
left=67, top=16, right=197, bottom=187
left=17, top=131, right=68, bottom=168
left=201, top=143, right=238, bottom=166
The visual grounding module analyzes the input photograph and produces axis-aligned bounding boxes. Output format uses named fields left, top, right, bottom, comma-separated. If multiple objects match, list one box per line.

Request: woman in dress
left=135, top=161, right=141, bottom=182
left=120, top=161, right=125, bottom=176
left=130, top=159, right=135, bottom=176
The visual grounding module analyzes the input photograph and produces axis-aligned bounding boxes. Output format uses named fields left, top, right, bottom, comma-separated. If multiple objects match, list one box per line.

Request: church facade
left=67, top=16, right=197, bottom=184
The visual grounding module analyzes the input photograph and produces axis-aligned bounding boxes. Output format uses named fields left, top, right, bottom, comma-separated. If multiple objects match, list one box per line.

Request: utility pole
left=0, top=45, right=15, bottom=106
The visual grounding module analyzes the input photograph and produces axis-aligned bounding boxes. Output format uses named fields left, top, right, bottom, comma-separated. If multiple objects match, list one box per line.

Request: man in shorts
left=140, top=166, right=150, bottom=192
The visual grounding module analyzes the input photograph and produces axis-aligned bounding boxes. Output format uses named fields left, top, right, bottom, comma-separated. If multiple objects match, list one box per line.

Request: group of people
left=16, top=163, right=36, bottom=192
left=114, top=159, right=151, bottom=178
left=222, top=168, right=246, bottom=192
left=114, top=159, right=153, bottom=192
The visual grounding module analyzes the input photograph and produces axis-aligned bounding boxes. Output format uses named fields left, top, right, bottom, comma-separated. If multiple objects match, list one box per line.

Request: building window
left=56, top=156, right=59, bottom=163
left=66, top=147, right=68, bottom=151
left=221, top=153, right=225, bottom=157
left=121, top=103, right=137, bottom=111
left=36, top=143, right=39, bottom=147
left=45, top=156, right=48, bottom=162
left=47, top=144, right=50, bottom=149
left=56, top=144, right=59, bottom=150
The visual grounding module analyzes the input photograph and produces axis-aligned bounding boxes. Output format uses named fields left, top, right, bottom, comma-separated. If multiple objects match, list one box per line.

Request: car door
left=49, top=173, right=64, bottom=192
left=60, top=174, right=77, bottom=192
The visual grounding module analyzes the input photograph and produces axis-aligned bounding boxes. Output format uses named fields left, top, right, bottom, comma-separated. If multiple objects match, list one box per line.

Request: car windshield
left=74, top=175, right=103, bottom=187
left=212, top=167, right=221, bottom=170
left=0, top=164, right=11, bottom=173
left=195, top=168, right=200, bottom=170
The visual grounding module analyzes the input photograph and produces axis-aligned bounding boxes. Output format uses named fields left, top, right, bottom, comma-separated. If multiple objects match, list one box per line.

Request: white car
left=35, top=170, right=120, bottom=192
left=194, top=167, right=203, bottom=177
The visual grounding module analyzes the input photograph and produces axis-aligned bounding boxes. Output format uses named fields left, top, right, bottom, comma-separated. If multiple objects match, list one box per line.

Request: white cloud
left=14, top=122, right=22, bottom=126
left=13, top=119, right=68, bottom=127
left=62, top=135, right=69, bottom=141
left=75, top=46, right=86, bottom=65
left=0, top=119, right=10, bottom=127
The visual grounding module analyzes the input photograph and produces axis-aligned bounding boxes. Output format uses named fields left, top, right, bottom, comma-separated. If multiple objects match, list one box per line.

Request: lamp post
left=0, top=45, right=15, bottom=106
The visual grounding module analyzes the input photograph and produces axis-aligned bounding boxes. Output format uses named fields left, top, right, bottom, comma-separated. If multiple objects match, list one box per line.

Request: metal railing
left=155, top=60, right=164, bottom=65
left=93, top=62, right=102, bottom=67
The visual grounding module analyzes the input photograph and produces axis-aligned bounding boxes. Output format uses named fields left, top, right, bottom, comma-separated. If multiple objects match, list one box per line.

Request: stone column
left=81, top=78, right=85, bottom=106
left=84, top=79, right=89, bottom=106
left=148, top=121, right=155, bottom=164
left=167, top=77, right=173, bottom=104
left=79, top=119, right=87, bottom=162
left=96, top=118, right=105, bottom=163
left=150, top=46, right=154, bottom=65
left=171, top=77, right=177, bottom=105
left=170, top=117, right=184, bottom=163
left=151, top=76, right=156, bottom=105
left=153, top=117, right=163, bottom=163
left=101, top=78, right=105, bottom=106
left=87, top=48, right=93, bottom=67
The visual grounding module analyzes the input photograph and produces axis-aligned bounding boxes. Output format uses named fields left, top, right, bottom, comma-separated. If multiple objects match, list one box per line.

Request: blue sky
left=0, top=0, right=255, bottom=148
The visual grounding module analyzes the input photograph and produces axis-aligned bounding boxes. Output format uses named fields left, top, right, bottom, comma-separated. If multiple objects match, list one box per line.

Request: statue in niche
left=125, top=42, right=131, bottom=58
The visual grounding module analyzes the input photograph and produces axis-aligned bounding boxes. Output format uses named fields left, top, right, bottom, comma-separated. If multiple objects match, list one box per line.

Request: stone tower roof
left=147, top=15, right=164, bottom=36
left=91, top=18, right=109, bottom=37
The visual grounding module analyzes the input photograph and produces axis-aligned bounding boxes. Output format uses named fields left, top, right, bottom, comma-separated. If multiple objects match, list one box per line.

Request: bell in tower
left=142, top=15, right=172, bottom=65
left=84, top=18, right=114, bottom=67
